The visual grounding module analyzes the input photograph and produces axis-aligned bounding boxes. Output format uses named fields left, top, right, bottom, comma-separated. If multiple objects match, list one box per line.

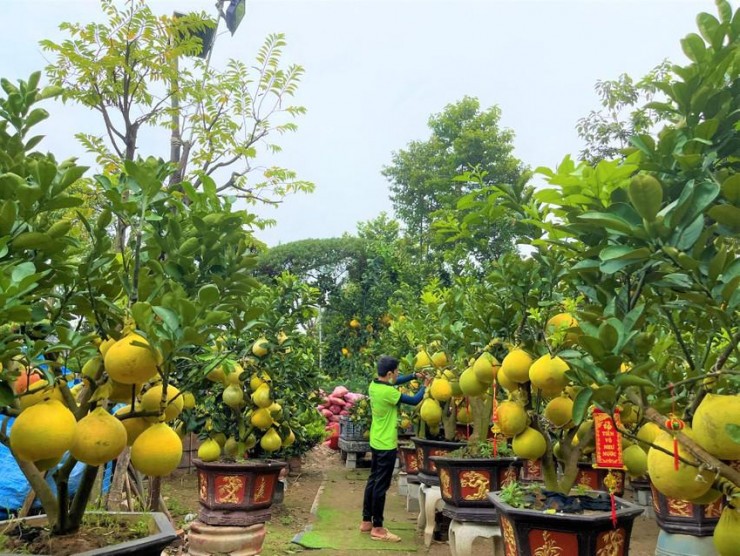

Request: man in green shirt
left=360, top=355, right=426, bottom=542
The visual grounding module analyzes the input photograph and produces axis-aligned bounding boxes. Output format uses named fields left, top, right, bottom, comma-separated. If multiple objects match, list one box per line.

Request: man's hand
left=414, top=372, right=426, bottom=381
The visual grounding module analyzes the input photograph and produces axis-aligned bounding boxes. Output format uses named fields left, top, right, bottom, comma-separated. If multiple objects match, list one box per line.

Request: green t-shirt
left=368, top=380, right=401, bottom=450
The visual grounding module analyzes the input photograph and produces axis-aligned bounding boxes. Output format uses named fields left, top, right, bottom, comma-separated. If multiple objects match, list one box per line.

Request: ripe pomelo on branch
left=529, top=355, right=569, bottom=397
left=431, top=351, right=448, bottom=368
left=500, top=349, right=533, bottom=384
left=545, top=313, right=580, bottom=346
left=496, top=367, right=518, bottom=392
left=713, top=505, right=740, bottom=556
left=622, top=444, right=648, bottom=477
left=141, top=384, right=183, bottom=422
left=691, top=394, right=740, bottom=460
left=544, top=395, right=574, bottom=428
left=496, top=400, right=528, bottom=437
left=260, top=428, right=282, bottom=452
left=104, top=333, right=159, bottom=384
left=647, top=429, right=714, bottom=500
left=198, top=438, right=222, bottom=462
left=71, top=407, right=127, bottom=466
left=512, top=427, right=547, bottom=460
left=115, top=403, right=150, bottom=445
left=459, top=367, right=487, bottom=397
left=430, top=377, right=453, bottom=402
left=131, top=423, right=183, bottom=477
left=420, top=398, right=442, bottom=426
left=10, top=400, right=77, bottom=462
left=473, top=353, right=499, bottom=385
left=251, top=337, right=269, bottom=357
left=414, top=350, right=432, bottom=370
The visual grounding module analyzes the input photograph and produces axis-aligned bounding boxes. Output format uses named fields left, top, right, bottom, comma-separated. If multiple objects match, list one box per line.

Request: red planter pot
left=430, top=456, right=523, bottom=522
left=489, top=492, right=644, bottom=556
left=650, top=483, right=724, bottom=536
left=411, top=437, right=465, bottom=486
left=194, top=458, right=287, bottom=527
left=521, top=458, right=544, bottom=482
left=398, top=445, right=419, bottom=475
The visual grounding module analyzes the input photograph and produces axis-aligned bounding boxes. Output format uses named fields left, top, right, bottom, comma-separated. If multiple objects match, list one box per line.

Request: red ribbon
left=492, top=381, right=498, bottom=457
left=610, top=492, right=617, bottom=529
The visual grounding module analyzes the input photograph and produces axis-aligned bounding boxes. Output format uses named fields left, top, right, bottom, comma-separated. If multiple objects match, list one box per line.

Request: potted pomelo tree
left=466, top=5, right=740, bottom=554
left=0, top=75, right=262, bottom=554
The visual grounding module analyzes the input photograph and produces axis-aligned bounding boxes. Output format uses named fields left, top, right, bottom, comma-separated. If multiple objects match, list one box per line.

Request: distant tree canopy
left=382, top=96, right=526, bottom=270
left=255, top=237, right=366, bottom=298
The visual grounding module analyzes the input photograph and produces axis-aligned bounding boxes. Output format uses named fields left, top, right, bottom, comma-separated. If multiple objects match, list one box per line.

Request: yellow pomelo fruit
left=206, top=366, right=226, bottom=384
left=251, top=408, right=274, bottom=430
left=473, top=354, right=500, bottom=385
left=282, top=429, right=296, bottom=448
left=224, top=363, right=245, bottom=386
left=19, top=380, right=63, bottom=410
left=496, top=367, right=518, bottom=392
left=496, top=401, right=528, bottom=437
left=512, top=427, right=547, bottom=460
left=251, top=383, right=272, bottom=408
left=10, top=400, right=77, bottom=462
left=198, top=438, right=221, bottom=462
left=104, top=333, right=158, bottom=385
left=81, top=356, right=103, bottom=380
left=222, top=384, right=244, bottom=408
left=182, top=392, right=196, bottom=410
left=449, top=379, right=463, bottom=397
left=99, top=338, right=116, bottom=358
left=349, top=318, right=361, bottom=329
left=108, top=380, right=142, bottom=403
left=250, top=374, right=265, bottom=392
left=269, top=402, right=284, bottom=421
left=71, top=407, right=127, bottom=466
left=456, top=406, right=473, bottom=424
left=544, top=396, right=574, bottom=428
left=501, top=350, right=533, bottom=384
left=212, top=432, right=227, bottom=447
left=260, top=428, right=282, bottom=452
left=431, top=351, right=448, bottom=368
left=714, top=506, right=740, bottom=556
left=141, top=384, right=184, bottom=422
left=459, top=367, right=487, bottom=397
left=420, top=398, right=442, bottom=426
left=244, top=433, right=257, bottom=450
left=131, top=423, right=182, bottom=477
left=115, top=404, right=150, bottom=446
left=623, top=444, right=648, bottom=477
left=647, top=429, right=713, bottom=500
left=251, top=337, right=269, bottom=357
left=529, top=355, right=569, bottom=397
left=414, top=350, right=432, bottom=370
left=692, top=394, right=740, bottom=460
left=689, top=488, right=722, bottom=505
left=224, top=437, right=239, bottom=457
left=636, top=422, right=661, bottom=450
left=430, top=377, right=453, bottom=402
left=545, top=313, right=580, bottom=345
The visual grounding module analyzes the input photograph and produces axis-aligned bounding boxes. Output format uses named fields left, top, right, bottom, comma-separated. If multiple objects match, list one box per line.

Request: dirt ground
left=162, top=447, right=660, bottom=555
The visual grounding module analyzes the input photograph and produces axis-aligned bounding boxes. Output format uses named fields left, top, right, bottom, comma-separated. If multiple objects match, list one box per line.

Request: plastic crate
left=340, top=415, right=367, bottom=441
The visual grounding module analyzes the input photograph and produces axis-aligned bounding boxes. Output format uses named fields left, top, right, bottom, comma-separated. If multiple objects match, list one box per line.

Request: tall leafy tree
left=382, top=96, right=525, bottom=268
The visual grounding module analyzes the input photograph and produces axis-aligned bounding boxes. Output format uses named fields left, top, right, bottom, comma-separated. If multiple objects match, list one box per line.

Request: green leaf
left=696, top=12, right=723, bottom=49
left=0, top=201, right=17, bottom=235
left=0, top=173, right=27, bottom=197
left=578, top=212, right=635, bottom=235
left=131, top=302, right=154, bottom=328
left=614, top=374, right=655, bottom=389
left=572, top=388, right=593, bottom=425
left=721, top=174, right=740, bottom=205
left=153, top=306, right=180, bottom=332
left=11, top=262, right=36, bottom=283
left=726, top=424, right=740, bottom=444
left=599, top=246, right=651, bottom=262
left=674, top=214, right=705, bottom=250
left=0, top=383, right=15, bottom=407
left=23, top=108, right=49, bottom=129
left=198, top=284, right=220, bottom=306
left=708, top=205, right=740, bottom=232
left=681, top=33, right=706, bottom=62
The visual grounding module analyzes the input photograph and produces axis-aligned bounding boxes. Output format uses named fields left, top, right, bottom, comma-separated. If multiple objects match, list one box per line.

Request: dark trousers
left=362, top=447, right=397, bottom=527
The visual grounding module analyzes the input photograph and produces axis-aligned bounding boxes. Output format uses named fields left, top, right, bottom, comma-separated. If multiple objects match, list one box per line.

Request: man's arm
left=398, top=386, right=425, bottom=405
left=395, top=371, right=425, bottom=386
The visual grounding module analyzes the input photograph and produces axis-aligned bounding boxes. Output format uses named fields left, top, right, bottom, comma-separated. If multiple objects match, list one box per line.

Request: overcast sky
left=1, top=0, right=718, bottom=246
